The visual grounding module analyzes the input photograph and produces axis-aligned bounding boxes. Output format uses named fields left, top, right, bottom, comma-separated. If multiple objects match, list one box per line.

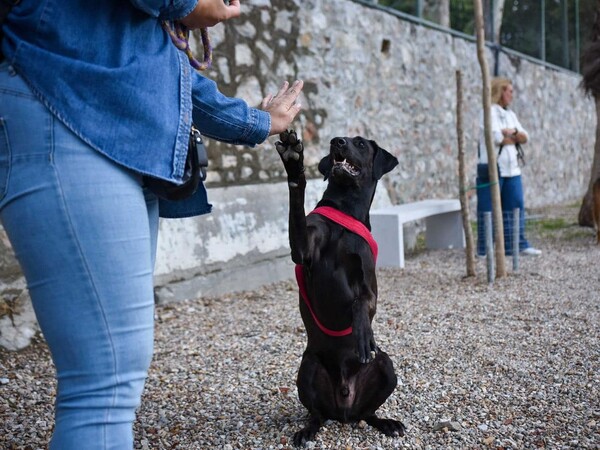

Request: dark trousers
left=476, top=164, right=531, bottom=256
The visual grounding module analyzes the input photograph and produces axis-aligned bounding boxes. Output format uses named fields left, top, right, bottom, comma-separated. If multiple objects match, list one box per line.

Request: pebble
left=1, top=204, right=599, bottom=449
left=433, top=421, right=462, bottom=432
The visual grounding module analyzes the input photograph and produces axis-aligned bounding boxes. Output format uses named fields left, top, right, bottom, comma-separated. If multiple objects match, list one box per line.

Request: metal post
left=540, top=0, right=546, bottom=62
left=512, top=208, right=520, bottom=272
left=484, top=211, right=495, bottom=284
left=562, top=0, right=569, bottom=69
left=575, top=0, right=580, bottom=73
left=491, top=0, right=500, bottom=76
left=490, top=0, right=494, bottom=42
left=416, top=0, right=423, bottom=18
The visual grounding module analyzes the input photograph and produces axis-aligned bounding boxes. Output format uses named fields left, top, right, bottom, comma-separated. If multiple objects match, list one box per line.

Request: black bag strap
left=516, top=143, right=525, bottom=166
left=497, top=144, right=525, bottom=166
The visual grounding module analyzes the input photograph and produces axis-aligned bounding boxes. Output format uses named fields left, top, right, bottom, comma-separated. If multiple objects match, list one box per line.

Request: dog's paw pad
left=275, top=142, right=287, bottom=155
left=287, top=131, right=299, bottom=145
left=279, top=130, right=290, bottom=142
left=277, top=130, right=303, bottom=149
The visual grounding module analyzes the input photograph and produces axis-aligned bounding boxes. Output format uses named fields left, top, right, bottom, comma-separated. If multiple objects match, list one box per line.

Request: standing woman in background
left=0, top=0, right=303, bottom=448
left=476, top=77, right=541, bottom=257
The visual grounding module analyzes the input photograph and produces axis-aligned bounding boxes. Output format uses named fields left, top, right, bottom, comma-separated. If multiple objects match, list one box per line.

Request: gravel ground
left=1, top=203, right=599, bottom=449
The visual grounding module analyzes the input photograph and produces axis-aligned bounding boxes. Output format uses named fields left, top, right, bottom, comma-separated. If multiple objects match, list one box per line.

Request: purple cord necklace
left=162, top=21, right=212, bottom=71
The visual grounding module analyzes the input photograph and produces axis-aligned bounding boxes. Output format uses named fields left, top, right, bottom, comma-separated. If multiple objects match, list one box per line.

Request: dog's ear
left=371, top=141, right=399, bottom=180
left=318, top=155, right=333, bottom=180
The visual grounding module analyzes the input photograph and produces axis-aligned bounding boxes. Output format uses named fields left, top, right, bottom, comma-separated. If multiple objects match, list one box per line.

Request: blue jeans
left=476, top=164, right=531, bottom=256
left=0, top=63, right=157, bottom=449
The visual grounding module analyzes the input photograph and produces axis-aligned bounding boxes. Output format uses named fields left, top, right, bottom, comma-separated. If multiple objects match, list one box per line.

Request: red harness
left=295, top=206, right=378, bottom=337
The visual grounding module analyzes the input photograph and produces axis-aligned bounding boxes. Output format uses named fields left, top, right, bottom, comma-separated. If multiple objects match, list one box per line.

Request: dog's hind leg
left=355, top=351, right=405, bottom=437
left=365, top=415, right=406, bottom=437
left=293, top=415, right=323, bottom=447
left=294, top=353, right=335, bottom=446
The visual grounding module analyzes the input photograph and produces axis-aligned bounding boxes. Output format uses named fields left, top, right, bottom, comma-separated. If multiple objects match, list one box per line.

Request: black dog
left=276, top=130, right=405, bottom=446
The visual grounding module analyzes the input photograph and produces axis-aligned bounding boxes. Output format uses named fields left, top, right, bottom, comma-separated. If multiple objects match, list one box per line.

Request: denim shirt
left=1, top=0, right=271, bottom=218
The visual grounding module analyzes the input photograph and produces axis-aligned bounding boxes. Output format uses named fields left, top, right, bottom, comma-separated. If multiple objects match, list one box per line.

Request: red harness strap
left=295, top=206, right=378, bottom=337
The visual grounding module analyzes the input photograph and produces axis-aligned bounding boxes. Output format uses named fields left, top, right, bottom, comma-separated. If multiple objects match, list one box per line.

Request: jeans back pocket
left=0, top=117, right=10, bottom=202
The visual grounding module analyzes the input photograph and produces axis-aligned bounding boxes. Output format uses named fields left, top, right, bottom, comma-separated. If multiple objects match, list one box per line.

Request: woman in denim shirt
left=0, top=0, right=303, bottom=448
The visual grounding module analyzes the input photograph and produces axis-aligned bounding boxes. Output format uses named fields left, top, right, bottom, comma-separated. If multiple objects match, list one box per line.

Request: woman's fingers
left=181, top=0, right=242, bottom=28
left=263, top=80, right=304, bottom=136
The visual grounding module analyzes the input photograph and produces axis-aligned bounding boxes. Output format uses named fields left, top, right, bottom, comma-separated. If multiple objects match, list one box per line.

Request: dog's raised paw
left=276, top=130, right=304, bottom=162
left=276, top=129, right=304, bottom=180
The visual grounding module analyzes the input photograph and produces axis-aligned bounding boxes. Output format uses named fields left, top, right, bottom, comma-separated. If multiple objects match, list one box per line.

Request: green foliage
left=450, top=0, right=475, bottom=35
left=376, top=0, right=596, bottom=73
left=378, top=0, right=418, bottom=15
left=501, top=0, right=595, bottom=71
left=536, top=217, right=569, bottom=231
left=526, top=216, right=586, bottom=241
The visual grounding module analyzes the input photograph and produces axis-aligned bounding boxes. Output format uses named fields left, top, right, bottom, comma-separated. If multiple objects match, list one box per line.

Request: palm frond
left=580, top=3, right=600, bottom=97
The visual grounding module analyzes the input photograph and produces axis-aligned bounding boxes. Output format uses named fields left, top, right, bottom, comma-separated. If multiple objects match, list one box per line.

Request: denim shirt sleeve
left=191, top=72, right=271, bottom=146
left=128, top=0, right=198, bottom=20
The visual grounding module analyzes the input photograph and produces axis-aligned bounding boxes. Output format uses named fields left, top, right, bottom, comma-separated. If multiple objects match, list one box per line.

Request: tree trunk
left=474, top=0, right=506, bottom=278
left=579, top=2, right=600, bottom=226
left=483, top=0, right=506, bottom=44
left=456, top=70, right=476, bottom=277
left=423, top=0, right=450, bottom=27
left=578, top=97, right=600, bottom=226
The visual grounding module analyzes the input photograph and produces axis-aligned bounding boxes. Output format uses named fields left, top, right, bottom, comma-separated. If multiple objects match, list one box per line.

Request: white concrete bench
left=370, top=199, right=465, bottom=268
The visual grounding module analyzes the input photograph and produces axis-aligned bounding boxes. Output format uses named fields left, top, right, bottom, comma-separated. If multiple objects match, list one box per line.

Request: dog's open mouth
left=333, top=158, right=360, bottom=176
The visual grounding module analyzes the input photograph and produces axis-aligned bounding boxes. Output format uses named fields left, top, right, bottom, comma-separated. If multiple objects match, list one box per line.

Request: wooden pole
left=473, top=0, right=506, bottom=278
left=455, top=70, right=476, bottom=277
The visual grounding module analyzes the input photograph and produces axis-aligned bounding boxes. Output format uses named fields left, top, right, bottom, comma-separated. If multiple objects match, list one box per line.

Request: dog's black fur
left=276, top=130, right=405, bottom=446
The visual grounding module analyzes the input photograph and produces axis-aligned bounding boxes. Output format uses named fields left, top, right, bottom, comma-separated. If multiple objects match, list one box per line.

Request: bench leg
left=370, top=214, right=405, bottom=268
left=425, top=212, right=465, bottom=249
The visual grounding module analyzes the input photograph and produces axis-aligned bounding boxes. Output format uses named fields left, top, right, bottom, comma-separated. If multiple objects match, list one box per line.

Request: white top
left=478, top=104, right=529, bottom=177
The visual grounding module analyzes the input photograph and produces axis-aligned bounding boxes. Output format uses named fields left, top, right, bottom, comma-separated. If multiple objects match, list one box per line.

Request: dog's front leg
left=352, top=293, right=377, bottom=364
left=276, top=130, right=310, bottom=264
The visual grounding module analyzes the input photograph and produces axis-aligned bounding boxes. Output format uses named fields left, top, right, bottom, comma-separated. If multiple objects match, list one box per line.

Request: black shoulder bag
left=144, top=125, right=208, bottom=201
left=0, top=0, right=20, bottom=63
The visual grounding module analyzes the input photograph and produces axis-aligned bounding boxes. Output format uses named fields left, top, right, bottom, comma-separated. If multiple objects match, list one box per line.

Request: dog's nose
left=331, top=137, right=347, bottom=148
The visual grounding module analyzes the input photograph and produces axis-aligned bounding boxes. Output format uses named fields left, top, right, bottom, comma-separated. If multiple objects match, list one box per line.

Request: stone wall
left=0, top=0, right=595, bottom=349
left=198, top=0, right=594, bottom=206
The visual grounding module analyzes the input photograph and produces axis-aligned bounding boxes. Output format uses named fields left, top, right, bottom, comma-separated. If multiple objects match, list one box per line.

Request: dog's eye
left=358, top=141, right=365, bottom=148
